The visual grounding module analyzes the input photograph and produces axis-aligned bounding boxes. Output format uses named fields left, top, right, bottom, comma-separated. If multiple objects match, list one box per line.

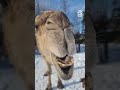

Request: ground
left=0, top=44, right=120, bottom=90
left=92, top=43, right=120, bottom=90
left=92, top=63, right=120, bottom=90
left=0, top=68, right=27, bottom=90
left=35, top=53, right=85, bottom=90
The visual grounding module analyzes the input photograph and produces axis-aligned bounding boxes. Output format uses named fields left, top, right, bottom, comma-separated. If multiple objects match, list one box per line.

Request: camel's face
left=35, top=11, right=75, bottom=80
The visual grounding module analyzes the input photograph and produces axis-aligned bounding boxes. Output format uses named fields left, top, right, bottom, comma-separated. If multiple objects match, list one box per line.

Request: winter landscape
left=0, top=44, right=120, bottom=90
left=35, top=44, right=85, bottom=90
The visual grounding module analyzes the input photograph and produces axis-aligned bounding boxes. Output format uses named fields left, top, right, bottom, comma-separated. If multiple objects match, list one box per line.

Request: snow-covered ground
left=35, top=53, right=85, bottom=90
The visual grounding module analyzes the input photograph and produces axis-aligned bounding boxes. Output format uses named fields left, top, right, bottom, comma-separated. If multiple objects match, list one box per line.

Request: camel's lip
left=53, top=54, right=74, bottom=75
left=51, top=53, right=74, bottom=80
left=56, top=55, right=74, bottom=68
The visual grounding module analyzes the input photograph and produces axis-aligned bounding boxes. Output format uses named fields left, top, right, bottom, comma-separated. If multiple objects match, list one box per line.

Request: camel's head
left=35, top=11, right=75, bottom=80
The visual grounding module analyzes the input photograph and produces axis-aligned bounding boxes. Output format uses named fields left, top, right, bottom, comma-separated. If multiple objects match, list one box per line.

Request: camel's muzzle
left=51, top=53, right=74, bottom=80
left=57, top=55, right=73, bottom=74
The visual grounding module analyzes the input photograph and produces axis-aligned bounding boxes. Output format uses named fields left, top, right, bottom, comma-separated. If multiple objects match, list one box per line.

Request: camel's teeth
left=57, top=60, right=74, bottom=68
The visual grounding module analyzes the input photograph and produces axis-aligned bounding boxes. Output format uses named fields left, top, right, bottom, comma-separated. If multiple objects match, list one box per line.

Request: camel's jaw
left=57, top=55, right=74, bottom=73
left=51, top=53, right=74, bottom=80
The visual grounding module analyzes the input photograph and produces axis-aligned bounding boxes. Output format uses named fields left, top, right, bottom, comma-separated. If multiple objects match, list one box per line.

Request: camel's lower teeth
left=57, top=60, right=73, bottom=68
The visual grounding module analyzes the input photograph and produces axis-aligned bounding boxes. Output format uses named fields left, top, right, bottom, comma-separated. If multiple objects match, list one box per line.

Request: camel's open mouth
left=56, top=55, right=74, bottom=74
left=57, top=55, right=74, bottom=68
left=51, top=53, right=74, bottom=80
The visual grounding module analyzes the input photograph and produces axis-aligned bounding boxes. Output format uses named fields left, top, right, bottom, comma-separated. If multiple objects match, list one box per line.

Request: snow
left=35, top=52, right=85, bottom=90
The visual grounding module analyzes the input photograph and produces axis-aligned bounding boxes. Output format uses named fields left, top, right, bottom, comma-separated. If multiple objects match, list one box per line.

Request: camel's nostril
left=57, top=55, right=73, bottom=65
left=59, top=55, right=67, bottom=60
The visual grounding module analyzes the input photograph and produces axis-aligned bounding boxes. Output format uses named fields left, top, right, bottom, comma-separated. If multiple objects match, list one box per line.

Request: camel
left=3, top=0, right=34, bottom=90
left=2, top=0, right=98, bottom=89
left=35, top=11, right=75, bottom=90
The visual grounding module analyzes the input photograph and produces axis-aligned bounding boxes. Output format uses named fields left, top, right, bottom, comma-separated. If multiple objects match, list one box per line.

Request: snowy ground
left=35, top=53, right=85, bottom=90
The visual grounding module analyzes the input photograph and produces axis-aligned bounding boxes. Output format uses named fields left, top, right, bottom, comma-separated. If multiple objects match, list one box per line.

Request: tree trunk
left=77, top=44, right=80, bottom=53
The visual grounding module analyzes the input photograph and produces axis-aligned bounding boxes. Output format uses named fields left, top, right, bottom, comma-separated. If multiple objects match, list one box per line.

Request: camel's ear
left=35, top=15, right=45, bottom=27
left=35, top=15, right=41, bottom=29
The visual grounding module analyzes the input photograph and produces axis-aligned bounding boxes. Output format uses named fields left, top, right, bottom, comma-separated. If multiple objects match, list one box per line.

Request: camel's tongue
left=65, top=56, right=72, bottom=64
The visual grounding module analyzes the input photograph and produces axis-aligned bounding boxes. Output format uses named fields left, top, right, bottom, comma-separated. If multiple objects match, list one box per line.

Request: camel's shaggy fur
left=35, top=11, right=75, bottom=90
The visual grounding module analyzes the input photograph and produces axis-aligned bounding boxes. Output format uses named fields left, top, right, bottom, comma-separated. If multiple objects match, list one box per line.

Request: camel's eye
left=47, top=21, right=52, bottom=24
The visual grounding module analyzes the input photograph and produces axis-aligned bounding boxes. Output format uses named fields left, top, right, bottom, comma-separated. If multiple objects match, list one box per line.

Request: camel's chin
left=57, top=56, right=74, bottom=74
left=51, top=54, right=74, bottom=80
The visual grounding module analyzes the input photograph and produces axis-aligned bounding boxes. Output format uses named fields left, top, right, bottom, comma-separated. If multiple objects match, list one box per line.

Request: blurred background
left=0, top=1, right=31, bottom=90
left=0, top=0, right=13, bottom=69
left=89, top=0, right=120, bottom=90
left=89, top=0, right=120, bottom=64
